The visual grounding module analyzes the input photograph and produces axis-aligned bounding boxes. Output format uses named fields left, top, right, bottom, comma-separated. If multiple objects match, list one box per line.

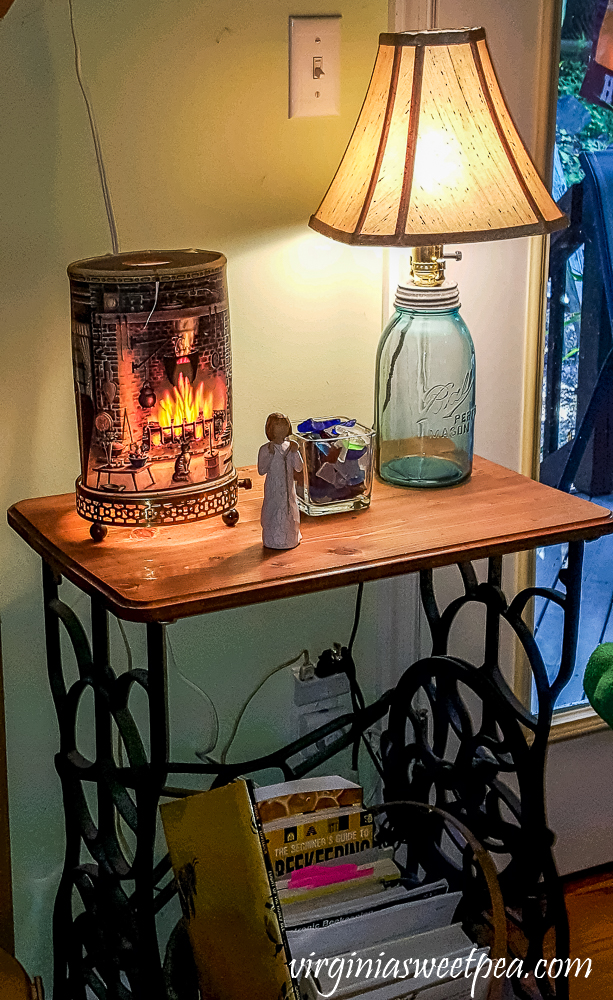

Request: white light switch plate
left=289, top=15, right=341, bottom=118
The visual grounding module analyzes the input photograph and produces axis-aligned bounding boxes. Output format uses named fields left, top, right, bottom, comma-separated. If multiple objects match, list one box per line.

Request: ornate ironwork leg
left=553, top=541, right=584, bottom=703
left=484, top=556, right=503, bottom=669
left=43, top=562, right=84, bottom=1000
left=131, top=624, right=169, bottom=998
left=390, top=550, right=585, bottom=998
left=41, top=560, right=172, bottom=999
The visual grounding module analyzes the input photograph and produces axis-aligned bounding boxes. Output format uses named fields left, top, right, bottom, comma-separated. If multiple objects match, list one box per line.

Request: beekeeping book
left=160, top=779, right=299, bottom=1000
left=264, top=804, right=374, bottom=876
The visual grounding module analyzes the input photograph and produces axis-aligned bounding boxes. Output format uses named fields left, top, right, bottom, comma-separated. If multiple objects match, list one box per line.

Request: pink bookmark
left=288, top=863, right=374, bottom=890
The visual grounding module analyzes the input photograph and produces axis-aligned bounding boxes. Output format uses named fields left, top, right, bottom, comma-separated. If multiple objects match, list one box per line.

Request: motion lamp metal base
left=76, top=470, right=240, bottom=530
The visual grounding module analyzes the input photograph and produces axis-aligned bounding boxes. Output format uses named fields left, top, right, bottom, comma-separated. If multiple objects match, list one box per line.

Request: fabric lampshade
left=309, top=28, right=567, bottom=247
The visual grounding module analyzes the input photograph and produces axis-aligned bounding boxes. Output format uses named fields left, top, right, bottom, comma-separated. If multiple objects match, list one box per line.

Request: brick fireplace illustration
left=69, top=250, right=248, bottom=538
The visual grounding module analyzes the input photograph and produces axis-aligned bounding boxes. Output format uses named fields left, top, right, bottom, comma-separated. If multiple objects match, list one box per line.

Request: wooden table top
left=7, top=457, right=613, bottom=623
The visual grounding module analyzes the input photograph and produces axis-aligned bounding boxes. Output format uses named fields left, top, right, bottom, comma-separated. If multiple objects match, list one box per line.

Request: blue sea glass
left=298, top=417, right=356, bottom=435
left=294, top=417, right=374, bottom=515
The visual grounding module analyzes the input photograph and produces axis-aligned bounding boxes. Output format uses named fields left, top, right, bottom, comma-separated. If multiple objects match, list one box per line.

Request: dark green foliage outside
left=557, top=57, right=613, bottom=185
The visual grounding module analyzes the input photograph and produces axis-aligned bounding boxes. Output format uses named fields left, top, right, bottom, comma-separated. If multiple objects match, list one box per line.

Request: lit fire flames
left=155, top=373, right=213, bottom=427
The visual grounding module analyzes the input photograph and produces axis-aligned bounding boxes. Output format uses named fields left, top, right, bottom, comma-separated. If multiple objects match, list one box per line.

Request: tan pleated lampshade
left=309, top=28, right=567, bottom=247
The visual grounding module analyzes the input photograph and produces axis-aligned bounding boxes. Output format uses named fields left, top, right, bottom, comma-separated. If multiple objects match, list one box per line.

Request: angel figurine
left=258, top=412, right=303, bottom=549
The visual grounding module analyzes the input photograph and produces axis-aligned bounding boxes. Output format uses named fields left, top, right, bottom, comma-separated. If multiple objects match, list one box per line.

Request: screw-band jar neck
left=394, top=280, right=460, bottom=311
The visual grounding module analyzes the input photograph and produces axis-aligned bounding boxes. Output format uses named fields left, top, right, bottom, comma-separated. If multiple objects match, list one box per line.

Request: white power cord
left=143, top=280, right=160, bottom=330
left=68, top=0, right=120, bottom=253
left=115, top=621, right=313, bottom=793
left=217, top=649, right=311, bottom=765
left=115, top=618, right=134, bottom=673
left=112, top=621, right=222, bottom=860
left=115, top=620, right=221, bottom=757
left=113, top=619, right=134, bottom=863
left=166, top=631, right=220, bottom=756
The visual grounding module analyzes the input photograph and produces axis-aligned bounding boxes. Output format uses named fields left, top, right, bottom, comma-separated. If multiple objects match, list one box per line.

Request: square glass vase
left=294, top=418, right=374, bottom=516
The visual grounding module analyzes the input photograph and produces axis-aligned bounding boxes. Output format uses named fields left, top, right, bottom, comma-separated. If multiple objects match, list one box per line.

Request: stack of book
left=255, top=776, right=374, bottom=881
left=161, top=778, right=491, bottom=1000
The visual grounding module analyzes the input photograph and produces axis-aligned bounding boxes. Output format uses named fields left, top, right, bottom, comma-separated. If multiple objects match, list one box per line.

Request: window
left=537, top=0, right=613, bottom=711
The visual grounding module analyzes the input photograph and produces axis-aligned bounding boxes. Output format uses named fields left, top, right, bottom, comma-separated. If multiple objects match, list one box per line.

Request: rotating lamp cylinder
left=68, top=249, right=238, bottom=529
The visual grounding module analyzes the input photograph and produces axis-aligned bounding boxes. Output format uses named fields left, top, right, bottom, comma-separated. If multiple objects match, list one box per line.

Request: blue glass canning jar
left=375, top=280, right=475, bottom=488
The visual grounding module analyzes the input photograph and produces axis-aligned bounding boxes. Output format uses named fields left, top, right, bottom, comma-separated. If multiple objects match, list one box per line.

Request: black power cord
left=313, top=583, right=383, bottom=775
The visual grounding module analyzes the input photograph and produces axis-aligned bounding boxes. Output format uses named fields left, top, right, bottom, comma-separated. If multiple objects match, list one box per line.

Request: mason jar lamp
left=309, top=28, right=567, bottom=487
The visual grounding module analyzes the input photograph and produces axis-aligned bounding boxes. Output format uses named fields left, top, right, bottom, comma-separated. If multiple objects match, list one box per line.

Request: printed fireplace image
left=69, top=250, right=241, bottom=531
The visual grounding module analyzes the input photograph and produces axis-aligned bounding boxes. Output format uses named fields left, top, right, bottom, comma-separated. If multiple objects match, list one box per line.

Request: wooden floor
left=564, top=867, right=613, bottom=998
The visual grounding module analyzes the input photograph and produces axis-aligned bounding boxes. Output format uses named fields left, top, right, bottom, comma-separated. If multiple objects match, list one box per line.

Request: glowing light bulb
left=412, top=131, right=462, bottom=194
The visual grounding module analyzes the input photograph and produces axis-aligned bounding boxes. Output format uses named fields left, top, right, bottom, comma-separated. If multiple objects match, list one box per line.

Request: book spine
left=263, top=803, right=364, bottom=833
left=245, top=780, right=301, bottom=1000
left=265, top=811, right=374, bottom=876
left=286, top=883, right=448, bottom=930
left=257, top=788, right=362, bottom=823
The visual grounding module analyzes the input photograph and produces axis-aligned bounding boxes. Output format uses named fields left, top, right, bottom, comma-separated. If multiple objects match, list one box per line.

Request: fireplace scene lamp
left=309, top=28, right=568, bottom=488
left=69, top=249, right=245, bottom=539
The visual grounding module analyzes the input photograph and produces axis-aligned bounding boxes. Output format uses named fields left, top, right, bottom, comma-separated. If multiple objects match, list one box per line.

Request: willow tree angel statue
left=258, top=412, right=303, bottom=549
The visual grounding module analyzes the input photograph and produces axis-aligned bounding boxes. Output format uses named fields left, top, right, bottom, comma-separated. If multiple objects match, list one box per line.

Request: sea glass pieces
left=375, top=281, right=475, bottom=488
left=294, top=417, right=374, bottom=515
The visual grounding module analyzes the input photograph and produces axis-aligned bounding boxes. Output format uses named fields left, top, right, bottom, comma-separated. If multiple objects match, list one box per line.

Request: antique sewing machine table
left=8, top=456, right=613, bottom=999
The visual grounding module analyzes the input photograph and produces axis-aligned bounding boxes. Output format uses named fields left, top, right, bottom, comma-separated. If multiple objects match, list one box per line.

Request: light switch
left=289, top=16, right=341, bottom=119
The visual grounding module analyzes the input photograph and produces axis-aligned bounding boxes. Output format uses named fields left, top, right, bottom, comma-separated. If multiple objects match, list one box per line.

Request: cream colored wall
left=0, top=0, right=393, bottom=981
left=430, top=0, right=543, bottom=473
left=2, top=0, right=608, bottom=985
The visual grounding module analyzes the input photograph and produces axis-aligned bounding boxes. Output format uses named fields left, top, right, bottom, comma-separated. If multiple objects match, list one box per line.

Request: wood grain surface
left=7, top=457, right=613, bottom=622
left=565, top=868, right=613, bottom=998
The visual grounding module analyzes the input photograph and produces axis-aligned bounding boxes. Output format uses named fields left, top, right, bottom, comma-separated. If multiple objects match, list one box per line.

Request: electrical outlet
left=289, top=16, right=341, bottom=118
left=296, top=703, right=350, bottom=750
left=291, top=666, right=352, bottom=756
left=292, top=666, right=350, bottom=707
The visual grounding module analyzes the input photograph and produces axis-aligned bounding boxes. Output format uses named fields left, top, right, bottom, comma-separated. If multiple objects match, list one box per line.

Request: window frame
left=520, top=0, right=609, bottom=739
